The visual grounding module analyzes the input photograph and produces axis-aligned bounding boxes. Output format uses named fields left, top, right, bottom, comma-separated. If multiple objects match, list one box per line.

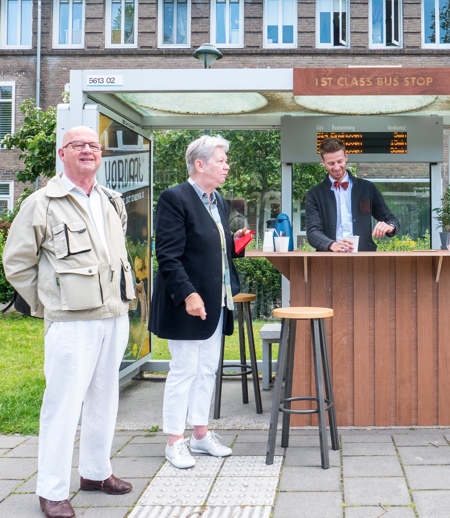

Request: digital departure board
left=317, top=132, right=408, bottom=155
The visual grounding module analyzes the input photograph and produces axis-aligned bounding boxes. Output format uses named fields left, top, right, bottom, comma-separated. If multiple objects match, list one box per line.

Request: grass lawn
left=0, top=312, right=275, bottom=434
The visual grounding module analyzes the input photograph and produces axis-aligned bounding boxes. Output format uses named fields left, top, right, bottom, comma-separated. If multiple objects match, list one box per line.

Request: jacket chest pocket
left=52, top=221, right=91, bottom=259
left=55, top=265, right=103, bottom=311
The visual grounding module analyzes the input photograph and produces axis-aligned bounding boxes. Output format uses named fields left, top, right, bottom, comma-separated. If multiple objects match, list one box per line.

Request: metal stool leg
left=319, top=318, right=339, bottom=450
left=281, top=319, right=296, bottom=448
left=213, top=335, right=226, bottom=419
left=266, top=318, right=290, bottom=465
left=236, top=302, right=249, bottom=404
left=311, top=318, right=330, bottom=469
left=243, top=301, right=263, bottom=414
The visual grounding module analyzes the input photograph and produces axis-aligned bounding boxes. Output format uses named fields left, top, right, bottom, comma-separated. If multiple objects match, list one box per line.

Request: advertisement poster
left=98, top=114, right=151, bottom=368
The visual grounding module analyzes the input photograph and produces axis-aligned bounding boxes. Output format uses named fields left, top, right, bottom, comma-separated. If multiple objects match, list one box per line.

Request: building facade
left=1, top=0, right=450, bottom=212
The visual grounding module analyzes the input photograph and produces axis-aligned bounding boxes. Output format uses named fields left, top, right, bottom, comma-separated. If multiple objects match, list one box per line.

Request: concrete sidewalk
left=1, top=377, right=450, bottom=517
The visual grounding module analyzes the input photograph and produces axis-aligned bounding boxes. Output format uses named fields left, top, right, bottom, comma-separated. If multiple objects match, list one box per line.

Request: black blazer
left=149, top=181, right=241, bottom=340
left=306, top=172, right=400, bottom=251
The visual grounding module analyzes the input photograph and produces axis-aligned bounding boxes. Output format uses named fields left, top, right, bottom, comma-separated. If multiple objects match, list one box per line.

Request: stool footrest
left=278, top=396, right=334, bottom=415
left=222, top=364, right=254, bottom=377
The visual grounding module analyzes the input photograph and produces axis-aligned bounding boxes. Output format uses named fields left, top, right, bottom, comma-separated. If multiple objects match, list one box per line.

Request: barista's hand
left=372, top=221, right=395, bottom=238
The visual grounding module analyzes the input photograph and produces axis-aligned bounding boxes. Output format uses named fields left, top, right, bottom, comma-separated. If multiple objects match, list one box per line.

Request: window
left=370, top=0, right=402, bottom=47
left=0, top=84, right=13, bottom=145
left=423, top=0, right=450, bottom=47
left=106, top=0, right=137, bottom=47
left=0, top=181, right=13, bottom=217
left=53, top=0, right=85, bottom=48
left=263, top=0, right=297, bottom=48
left=211, top=0, right=243, bottom=47
left=1, top=0, right=32, bottom=48
left=317, top=0, right=349, bottom=48
left=158, top=0, right=190, bottom=47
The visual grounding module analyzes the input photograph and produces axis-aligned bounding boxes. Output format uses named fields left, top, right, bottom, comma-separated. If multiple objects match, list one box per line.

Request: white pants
left=163, top=313, right=223, bottom=435
left=36, top=314, right=129, bottom=501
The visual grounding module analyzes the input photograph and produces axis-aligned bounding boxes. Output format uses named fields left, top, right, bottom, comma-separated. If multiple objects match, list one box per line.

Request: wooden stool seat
left=214, top=293, right=263, bottom=419
left=266, top=306, right=338, bottom=469
left=233, top=293, right=257, bottom=303
left=273, top=307, right=333, bottom=319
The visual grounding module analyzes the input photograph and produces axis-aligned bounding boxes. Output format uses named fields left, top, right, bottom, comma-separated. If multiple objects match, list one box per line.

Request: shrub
left=0, top=231, right=14, bottom=304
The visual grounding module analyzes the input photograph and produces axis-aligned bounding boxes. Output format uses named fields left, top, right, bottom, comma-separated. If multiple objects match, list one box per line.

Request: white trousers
left=36, top=314, right=129, bottom=501
left=163, top=313, right=223, bottom=435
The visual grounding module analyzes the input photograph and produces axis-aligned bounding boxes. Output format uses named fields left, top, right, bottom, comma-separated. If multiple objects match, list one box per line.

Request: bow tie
left=333, top=180, right=349, bottom=191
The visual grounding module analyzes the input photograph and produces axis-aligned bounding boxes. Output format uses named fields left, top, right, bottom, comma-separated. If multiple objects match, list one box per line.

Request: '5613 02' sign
left=86, top=75, right=124, bottom=87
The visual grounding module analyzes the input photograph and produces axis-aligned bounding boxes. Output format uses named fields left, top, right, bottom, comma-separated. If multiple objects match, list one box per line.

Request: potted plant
left=433, top=186, right=450, bottom=249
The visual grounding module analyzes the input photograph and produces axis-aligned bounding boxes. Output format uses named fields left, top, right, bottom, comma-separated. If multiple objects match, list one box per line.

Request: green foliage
left=433, top=187, right=450, bottom=232
left=0, top=313, right=45, bottom=434
left=0, top=231, right=14, bottom=303
left=374, top=231, right=431, bottom=251
left=1, top=98, right=57, bottom=184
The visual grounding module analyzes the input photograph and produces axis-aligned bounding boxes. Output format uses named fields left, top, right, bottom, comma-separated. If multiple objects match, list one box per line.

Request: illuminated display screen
left=317, top=132, right=408, bottom=154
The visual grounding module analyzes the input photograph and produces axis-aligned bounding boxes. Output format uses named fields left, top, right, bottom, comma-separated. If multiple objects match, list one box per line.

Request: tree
left=1, top=98, right=57, bottom=184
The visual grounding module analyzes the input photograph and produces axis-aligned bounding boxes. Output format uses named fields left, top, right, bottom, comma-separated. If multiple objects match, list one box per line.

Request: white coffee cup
left=346, top=235, right=359, bottom=253
left=263, top=230, right=275, bottom=252
left=274, top=236, right=290, bottom=252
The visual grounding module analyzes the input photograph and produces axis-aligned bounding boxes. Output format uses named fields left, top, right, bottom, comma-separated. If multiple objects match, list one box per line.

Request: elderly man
left=150, top=134, right=249, bottom=469
left=3, top=126, right=134, bottom=518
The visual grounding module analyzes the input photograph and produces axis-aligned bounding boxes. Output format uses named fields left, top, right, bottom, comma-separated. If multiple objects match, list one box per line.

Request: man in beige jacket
left=3, top=126, right=134, bottom=518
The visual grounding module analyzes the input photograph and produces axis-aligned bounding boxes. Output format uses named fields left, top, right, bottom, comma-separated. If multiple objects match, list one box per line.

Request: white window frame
left=158, top=0, right=191, bottom=48
left=422, top=0, right=450, bottom=48
left=263, top=0, right=297, bottom=49
left=52, top=0, right=85, bottom=49
left=0, top=82, right=14, bottom=147
left=211, top=0, right=244, bottom=48
left=316, top=0, right=349, bottom=49
left=105, top=0, right=138, bottom=48
left=369, top=0, right=402, bottom=48
left=0, top=181, right=14, bottom=216
left=0, top=0, right=33, bottom=49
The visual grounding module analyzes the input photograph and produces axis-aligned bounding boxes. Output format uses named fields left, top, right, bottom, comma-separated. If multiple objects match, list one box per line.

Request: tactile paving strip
left=219, top=455, right=282, bottom=477
left=207, top=476, right=279, bottom=505
left=139, top=476, right=215, bottom=506
left=157, top=455, right=224, bottom=477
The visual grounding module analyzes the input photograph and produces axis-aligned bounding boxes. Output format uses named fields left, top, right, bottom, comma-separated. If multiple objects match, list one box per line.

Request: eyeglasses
left=63, top=141, right=103, bottom=152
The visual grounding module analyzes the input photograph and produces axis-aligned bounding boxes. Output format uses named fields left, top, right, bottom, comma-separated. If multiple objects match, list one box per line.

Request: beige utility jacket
left=3, top=173, right=133, bottom=331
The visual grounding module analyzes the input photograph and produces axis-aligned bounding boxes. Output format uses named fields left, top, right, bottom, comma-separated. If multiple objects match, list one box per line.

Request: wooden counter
left=247, top=250, right=450, bottom=427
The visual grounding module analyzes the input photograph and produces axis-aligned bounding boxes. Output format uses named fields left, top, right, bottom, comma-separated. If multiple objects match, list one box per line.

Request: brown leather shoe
left=79, top=474, right=132, bottom=495
left=39, top=497, right=75, bottom=518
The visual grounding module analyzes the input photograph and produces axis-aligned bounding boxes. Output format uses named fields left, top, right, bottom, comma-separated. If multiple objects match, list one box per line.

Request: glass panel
left=424, top=0, right=435, bottom=43
left=21, top=0, right=32, bottom=45
left=59, top=1, right=70, bottom=44
left=319, top=0, right=332, bottom=43
left=267, top=0, right=279, bottom=43
left=72, top=1, right=83, bottom=45
left=216, top=1, right=226, bottom=44
left=176, top=1, right=187, bottom=44
left=124, top=0, right=135, bottom=44
left=229, top=0, right=240, bottom=43
left=111, top=0, right=122, bottom=44
left=0, top=86, right=12, bottom=99
left=7, top=0, right=18, bottom=45
left=164, top=0, right=175, bottom=43
left=439, top=0, right=450, bottom=43
left=282, top=0, right=294, bottom=43
left=372, top=0, right=384, bottom=43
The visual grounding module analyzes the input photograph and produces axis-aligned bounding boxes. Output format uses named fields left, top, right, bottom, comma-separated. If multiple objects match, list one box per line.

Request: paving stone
left=114, top=442, right=165, bottom=458
left=0, top=436, right=29, bottom=449
left=74, top=506, right=131, bottom=517
left=220, top=456, right=282, bottom=478
left=207, top=476, right=278, bottom=506
left=283, top=446, right=340, bottom=467
left=0, top=479, right=25, bottom=500
left=404, top=465, right=450, bottom=489
left=129, top=505, right=203, bottom=518
left=158, top=455, right=223, bottom=477
left=343, top=455, right=403, bottom=477
left=18, top=467, right=81, bottom=495
left=283, top=434, right=335, bottom=447
left=413, top=490, right=450, bottom=518
left=345, top=506, right=416, bottom=518
left=344, top=477, right=411, bottom=506
left=70, top=477, right=148, bottom=507
left=110, top=455, right=163, bottom=478
left=397, top=445, right=450, bottom=465
left=0, top=492, right=46, bottom=517
left=273, top=491, right=343, bottom=518
left=0, top=456, right=38, bottom=479
left=231, top=441, right=284, bottom=456
left=279, top=466, right=341, bottom=491
left=129, top=505, right=272, bottom=518
left=393, top=433, right=448, bottom=447
left=341, top=433, right=394, bottom=443
left=342, top=442, right=397, bottom=456
left=129, top=435, right=168, bottom=444
left=3, top=443, right=39, bottom=458
left=138, top=476, right=215, bottom=506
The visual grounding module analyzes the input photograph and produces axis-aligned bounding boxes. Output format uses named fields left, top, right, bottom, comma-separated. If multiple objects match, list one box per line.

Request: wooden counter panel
left=251, top=251, right=450, bottom=426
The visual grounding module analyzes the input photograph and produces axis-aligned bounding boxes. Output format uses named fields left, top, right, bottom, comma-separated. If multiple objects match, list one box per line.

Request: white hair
left=185, top=134, right=230, bottom=175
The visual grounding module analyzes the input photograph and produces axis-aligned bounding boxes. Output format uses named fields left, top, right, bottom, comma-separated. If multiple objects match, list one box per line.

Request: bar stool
left=266, top=307, right=339, bottom=469
left=214, top=293, right=263, bottom=419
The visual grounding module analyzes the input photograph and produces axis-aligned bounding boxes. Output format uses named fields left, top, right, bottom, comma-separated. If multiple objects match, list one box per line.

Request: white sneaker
left=165, top=438, right=196, bottom=469
left=189, top=431, right=232, bottom=457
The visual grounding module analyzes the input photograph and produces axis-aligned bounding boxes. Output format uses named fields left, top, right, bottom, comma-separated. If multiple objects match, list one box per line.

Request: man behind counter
left=306, top=137, right=400, bottom=252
